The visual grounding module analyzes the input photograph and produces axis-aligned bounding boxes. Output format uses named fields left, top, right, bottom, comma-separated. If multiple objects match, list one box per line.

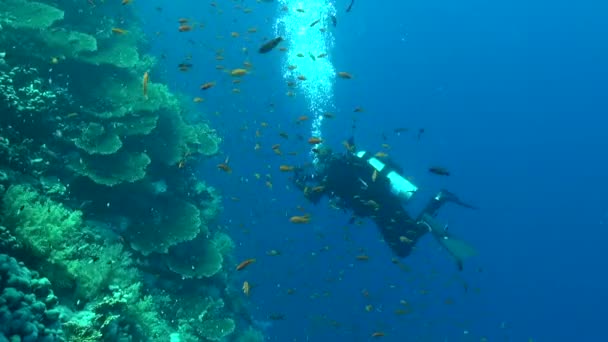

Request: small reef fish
left=346, top=0, right=355, bottom=12
left=309, top=19, right=321, bottom=27
left=121, top=0, right=132, bottom=5
left=178, top=63, right=192, bottom=71
left=178, top=24, right=193, bottom=32
left=236, top=258, right=256, bottom=271
left=417, top=128, right=425, bottom=141
left=259, top=37, right=283, bottom=53
left=142, top=71, right=149, bottom=98
left=230, top=68, right=248, bottom=76
left=308, top=137, right=323, bottom=145
left=242, top=281, right=250, bottom=296
left=371, top=331, right=385, bottom=338
left=337, top=71, right=353, bottom=79
left=289, top=214, right=311, bottom=224
left=111, top=28, right=127, bottom=35
left=331, top=15, right=337, bottom=27
left=429, top=166, right=450, bottom=176
left=200, top=82, right=215, bottom=90
left=217, top=163, right=232, bottom=173
left=279, top=165, right=295, bottom=172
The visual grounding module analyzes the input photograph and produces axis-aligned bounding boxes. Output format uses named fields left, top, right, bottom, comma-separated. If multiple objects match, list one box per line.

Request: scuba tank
left=355, top=151, right=418, bottom=201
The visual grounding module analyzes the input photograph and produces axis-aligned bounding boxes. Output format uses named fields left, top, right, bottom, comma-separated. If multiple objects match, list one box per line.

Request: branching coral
left=2, top=186, right=178, bottom=339
left=0, top=66, right=64, bottom=113
left=2, top=184, right=82, bottom=258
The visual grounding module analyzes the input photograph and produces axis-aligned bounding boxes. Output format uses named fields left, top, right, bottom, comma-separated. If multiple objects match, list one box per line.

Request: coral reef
left=0, top=0, right=256, bottom=340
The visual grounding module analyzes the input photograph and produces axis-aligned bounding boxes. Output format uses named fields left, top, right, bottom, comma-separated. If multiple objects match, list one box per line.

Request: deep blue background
left=137, top=0, right=608, bottom=340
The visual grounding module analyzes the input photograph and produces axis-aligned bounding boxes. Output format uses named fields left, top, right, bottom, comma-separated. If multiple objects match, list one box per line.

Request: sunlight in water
left=274, top=0, right=336, bottom=163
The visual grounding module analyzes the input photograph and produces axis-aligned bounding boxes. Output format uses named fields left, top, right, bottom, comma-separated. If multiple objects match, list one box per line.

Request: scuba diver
left=293, top=138, right=478, bottom=270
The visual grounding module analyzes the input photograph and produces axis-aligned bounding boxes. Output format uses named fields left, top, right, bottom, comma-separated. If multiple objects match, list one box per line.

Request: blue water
left=138, top=0, right=608, bottom=340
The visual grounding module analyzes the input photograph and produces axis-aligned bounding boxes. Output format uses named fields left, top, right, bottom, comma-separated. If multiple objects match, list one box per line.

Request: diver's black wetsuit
left=295, top=151, right=427, bottom=258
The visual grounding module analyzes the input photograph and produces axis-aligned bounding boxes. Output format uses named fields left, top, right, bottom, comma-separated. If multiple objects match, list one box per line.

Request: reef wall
left=0, top=0, right=260, bottom=340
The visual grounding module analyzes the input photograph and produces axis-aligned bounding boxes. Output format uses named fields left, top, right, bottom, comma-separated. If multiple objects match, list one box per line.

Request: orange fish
left=279, top=165, right=295, bottom=172
left=289, top=214, right=311, bottom=224
left=111, top=27, right=127, bottom=35
left=178, top=24, right=193, bottom=32
left=242, top=281, right=250, bottom=296
left=230, top=68, right=248, bottom=77
left=200, top=82, right=215, bottom=90
left=296, top=115, right=309, bottom=122
left=217, top=163, right=232, bottom=173
left=311, top=185, right=325, bottom=193
left=236, top=258, right=256, bottom=271
left=142, top=71, right=149, bottom=98
left=217, top=156, right=231, bottom=173
left=308, top=137, right=323, bottom=145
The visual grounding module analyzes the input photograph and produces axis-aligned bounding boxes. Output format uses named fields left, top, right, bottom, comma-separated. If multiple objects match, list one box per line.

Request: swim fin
left=420, top=213, right=477, bottom=270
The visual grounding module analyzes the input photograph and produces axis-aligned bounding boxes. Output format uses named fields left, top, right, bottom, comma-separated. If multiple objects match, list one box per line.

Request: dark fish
left=346, top=0, right=355, bottom=12
left=178, top=63, right=193, bottom=70
left=268, top=313, right=285, bottom=320
left=417, top=128, right=425, bottom=141
left=429, top=166, right=450, bottom=176
left=310, top=19, right=321, bottom=27
left=259, top=37, right=283, bottom=53
left=394, top=127, right=408, bottom=134
left=331, top=15, right=337, bottom=27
